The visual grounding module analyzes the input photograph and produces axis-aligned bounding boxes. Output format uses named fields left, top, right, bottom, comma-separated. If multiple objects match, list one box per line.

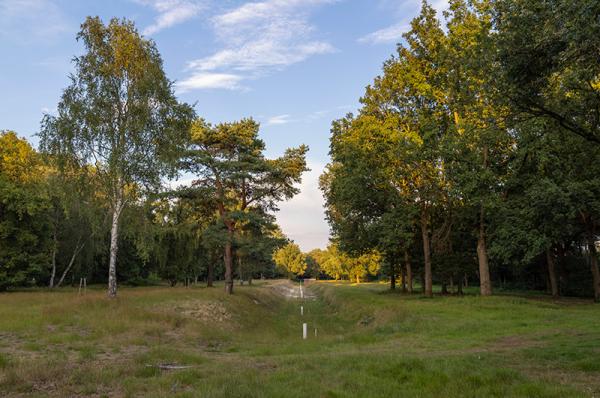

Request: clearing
left=0, top=280, right=599, bottom=397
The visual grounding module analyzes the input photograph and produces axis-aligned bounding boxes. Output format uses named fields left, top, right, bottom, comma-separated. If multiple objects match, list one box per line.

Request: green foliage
left=321, top=0, right=600, bottom=298
left=495, top=0, right=600, bottom=144
left=183, top=117, right=308, bottom=292
left=38, top=16, right=195, bottom=295
left=40, top=16, right=195, bottom=195
left=0, top=131, right=51, bottom=290
left=273, top=243, right=307, bottom=277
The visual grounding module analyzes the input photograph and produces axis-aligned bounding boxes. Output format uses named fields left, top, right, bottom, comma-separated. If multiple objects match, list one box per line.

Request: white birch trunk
left=108, top=194, right=123, bottom=298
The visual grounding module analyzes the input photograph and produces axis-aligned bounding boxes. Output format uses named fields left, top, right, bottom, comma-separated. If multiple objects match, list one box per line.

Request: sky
left=0, top=0, right=447, bottom=251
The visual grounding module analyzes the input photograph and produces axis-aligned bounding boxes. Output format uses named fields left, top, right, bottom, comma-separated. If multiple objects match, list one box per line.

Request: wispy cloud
left=135, top=0, right=205, bottom=35
left=263, top=106, right=355, bottom=127
left=266, top=114, right=291, bottom=125
left=178, top=0, right=337, bottom=91
left=176, top=72, right=243, bottom=91
left=358, top=0, right=448, bottom=45
left=0, top=0, right=69, bottom=43
left=358, top=23, right=408, bottom=45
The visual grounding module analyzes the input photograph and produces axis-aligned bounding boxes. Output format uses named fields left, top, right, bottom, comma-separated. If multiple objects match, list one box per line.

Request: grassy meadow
left=0, top=281, right=599, bottom=397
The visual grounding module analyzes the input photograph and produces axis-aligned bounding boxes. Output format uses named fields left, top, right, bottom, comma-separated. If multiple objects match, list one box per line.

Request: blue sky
left=0, top=0, right=447, bottom=251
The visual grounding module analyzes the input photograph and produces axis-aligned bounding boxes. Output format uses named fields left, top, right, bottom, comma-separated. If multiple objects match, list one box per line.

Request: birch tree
left=40, top=17, right=194, bottom=297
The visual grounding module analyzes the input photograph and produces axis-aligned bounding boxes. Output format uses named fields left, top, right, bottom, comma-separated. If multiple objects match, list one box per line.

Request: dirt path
left=268, top=280, right=317, bottom=300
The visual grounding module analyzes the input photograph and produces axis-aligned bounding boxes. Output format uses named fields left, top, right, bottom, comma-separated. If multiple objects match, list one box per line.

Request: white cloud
left=358, top=0, right=449, bottom=46
left=0, top=0, right=69, bottom=43
left=214, top=0, right=335, bottom=26
left=263, top=106, right=355, bottom=126
left=276, top=161, right=330, bottom=251
left=175, top=72, right=244, bottom=92
left=178, top=0, right=336, bottom=91
left=358, top=23, right=408, bottom=45
left=135, top=0, right=205, bottom=35
left=266, top=114, right=291, bottom=125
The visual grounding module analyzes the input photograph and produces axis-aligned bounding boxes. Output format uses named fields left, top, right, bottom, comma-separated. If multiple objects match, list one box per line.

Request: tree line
left=0, top=17, right=308, bottom=296
left=3, top=1, right=600, bottom=301
left=320, top=0, right=600, bottom=301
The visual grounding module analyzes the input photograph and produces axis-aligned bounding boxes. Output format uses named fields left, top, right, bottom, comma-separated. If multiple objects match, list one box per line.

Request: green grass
left=0, top=280, right=598, bottom=397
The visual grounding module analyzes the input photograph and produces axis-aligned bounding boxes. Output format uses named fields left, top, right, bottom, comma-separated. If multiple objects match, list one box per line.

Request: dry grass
left=0, top=281, right=598, bottom=397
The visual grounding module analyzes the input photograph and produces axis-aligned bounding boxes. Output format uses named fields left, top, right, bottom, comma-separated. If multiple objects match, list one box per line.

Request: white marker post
left=300, top=286, right=304, bottom=299
left=303, top=323, right=307, bottom=340
left=300, top=306, right=304, bottom=316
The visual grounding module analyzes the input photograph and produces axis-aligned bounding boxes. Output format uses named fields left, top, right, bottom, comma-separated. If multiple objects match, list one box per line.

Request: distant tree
left=183, top=118, right=308, bottom=294
left=149, top=197, right=201, bottom=286
left=273, top=243, right=307, bottom=277
left=306, top=248, right=326, bottom=279
left=345, top=250, right=382, bottom=284
left=236, top=210, right=286, bottom=284
left=46, top=165, right=106, bottom=289
left=39, top=17, right=194, bottom=297
left=317, top=245, right=345, bottom=281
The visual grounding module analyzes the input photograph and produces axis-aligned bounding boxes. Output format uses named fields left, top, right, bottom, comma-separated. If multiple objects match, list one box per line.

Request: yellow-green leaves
left=273, top=243, right=307, bottom=277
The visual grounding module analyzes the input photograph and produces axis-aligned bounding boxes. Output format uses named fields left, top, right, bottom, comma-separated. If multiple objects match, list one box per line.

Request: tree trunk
left=49, top=230, right=57, bottom=288
left=238, top=255, right=243, bottom=285
left=399, top=266, right=404, bottom=292
left=546, top=248, right=559, bottom=298
left=224, top=228, right=234, bottom=295
left=405, top=250, right=413, bottom=293
left=356, top=275, right=360, bottom=284
left=477, top=205, right=492, bottom=296
left=56, top=239, right=84, bottom=288
left=391, top=268, right=397, bottom=290
left=108, top=195, right=123, bottom=298
left=586, top=229, right=600, bottom=302
left=441, top=282, right=448, bottom=295
left=207, top=261, right=214, bottom=287
left=420, top=207, right=433, bottom=297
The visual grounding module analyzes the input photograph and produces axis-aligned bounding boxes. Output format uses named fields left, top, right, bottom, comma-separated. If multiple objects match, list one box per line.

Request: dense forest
left=0, top=17, right=308, bottom=296
left=2, top=0, right=600, bottom=302
left=320, top=0, right=600, bottom=301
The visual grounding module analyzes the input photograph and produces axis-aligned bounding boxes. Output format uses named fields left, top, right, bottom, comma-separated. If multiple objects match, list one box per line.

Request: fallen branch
left=145, top=364, right=195, bottom=370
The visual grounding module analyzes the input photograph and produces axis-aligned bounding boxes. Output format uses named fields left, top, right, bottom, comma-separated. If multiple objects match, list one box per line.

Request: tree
left=149, top=197, right=202, bottom=287
left=273, top=243, right=307, bottom=277
left=345, top=250, right=382, bottom=284
left=183, top=118, right=308, bottom=294
left=39, top=17, right=194, bottom=297
left=323, top=3, right=449, bottom=297
left=494, top=0, right=600, bottom=144
left=441, top=0, right=512, bottom=296
left=0, top=131, right=50, bottom=290
left=236, top=210, right=286, bottom=284
left=306, top=248, right=326, bottom=279
left=318, top=245, right=345, bottom=281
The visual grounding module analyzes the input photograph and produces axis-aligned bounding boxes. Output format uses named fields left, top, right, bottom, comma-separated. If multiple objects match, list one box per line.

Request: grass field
left=0, top=280, right=599, bottom=397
